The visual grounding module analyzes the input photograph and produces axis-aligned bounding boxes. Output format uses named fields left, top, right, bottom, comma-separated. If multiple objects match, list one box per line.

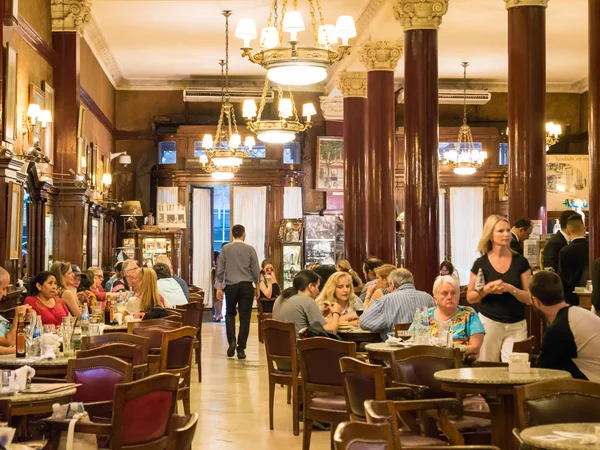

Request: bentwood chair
left=77, top=343, right=137, bottom=366
left=167, top=413, right=199, bottom=450
left=174, top=301, right=204, bottom=382
left=40, top=373, right=180, bottom=450
left=82, top=332, right=150, bottom=378
left=257, top=298, right=276, bottom=344
left=334, top=421, right=395, bottom=450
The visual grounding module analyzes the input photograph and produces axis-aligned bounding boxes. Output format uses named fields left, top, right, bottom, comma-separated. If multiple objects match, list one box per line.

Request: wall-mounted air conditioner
left=183, top=87, right=274, bottom=103
left=397, top=89, right=491, bottom=105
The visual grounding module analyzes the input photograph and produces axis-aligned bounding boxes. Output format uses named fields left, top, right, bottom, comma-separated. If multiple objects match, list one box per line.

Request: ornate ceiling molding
left=504, top=0, right=549, bottom=9
left=336, top=72, right=368, bottom=98
left=51, top=0, right=91, bottom=33
left=83, top=12, right=123, bottom=88
left=319, top=96, right=344, bottom=121
left=393, top=0, right=449, bottom=31
left=358, top=40, right=403, bottom=72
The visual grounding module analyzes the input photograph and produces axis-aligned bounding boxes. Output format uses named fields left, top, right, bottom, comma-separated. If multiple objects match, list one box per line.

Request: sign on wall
left=546, top=155, right=589, bottom=211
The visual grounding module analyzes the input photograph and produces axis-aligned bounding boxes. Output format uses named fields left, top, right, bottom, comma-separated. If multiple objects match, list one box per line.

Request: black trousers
left=224, top=282, right=255, bottom=350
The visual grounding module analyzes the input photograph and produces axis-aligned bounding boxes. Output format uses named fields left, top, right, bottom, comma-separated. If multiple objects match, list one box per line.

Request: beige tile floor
left=190, top=322, right=330, bottom=449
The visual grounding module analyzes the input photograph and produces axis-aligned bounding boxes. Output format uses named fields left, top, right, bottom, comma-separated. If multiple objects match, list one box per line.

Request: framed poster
left=41, top=80, right=54, bottom=161
left=3, top=45, right=17, bottom=144
left=7, top=182, right=23, bottom=260
left=316, top=136, right=344, bottom=192
left=29, top=84, right=44, bottom=148
left=546, top=155, right=589, bottom=211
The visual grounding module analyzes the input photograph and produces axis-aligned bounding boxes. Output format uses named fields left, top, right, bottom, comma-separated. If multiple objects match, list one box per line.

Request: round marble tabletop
left=337, top=327, right=376, bottom=334
left=102, top=324, right=128, bottom=332
left=2, top=387, right=77, bottom=404
left=520, top=423, right=600, bottom=449
left=365, top=342, right=467, bottom=353
left=434, top=367, right=571, bottom=385
left=0, top=355, right=70, bottom=367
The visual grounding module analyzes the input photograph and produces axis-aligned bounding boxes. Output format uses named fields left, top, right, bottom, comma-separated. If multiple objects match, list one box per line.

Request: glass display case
left=119, top=230, right=182, bottom=274
left=277, top=219, right=303, bottom=289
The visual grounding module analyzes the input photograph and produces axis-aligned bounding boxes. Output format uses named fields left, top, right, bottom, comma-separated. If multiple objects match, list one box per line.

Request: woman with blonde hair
left=336, top=259, right=363, bottom=289
left=50, top=261, right=81, bottom=317
left=363, top=264, right=396, bottom=309
left=467, top=214, right=532, bottom=362
left=317, top=272, right=363, bottom=327
left=128, top=267, right=167, bottom=320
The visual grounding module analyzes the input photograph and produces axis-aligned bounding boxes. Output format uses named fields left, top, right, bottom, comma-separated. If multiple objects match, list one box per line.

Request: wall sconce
left=101, top=173, right=112, bottom=196
left=24, top=104, right=52, bottom=132
left=546, top=121, right=562, bottom=151
left=110, top=152, right=131, bottom=167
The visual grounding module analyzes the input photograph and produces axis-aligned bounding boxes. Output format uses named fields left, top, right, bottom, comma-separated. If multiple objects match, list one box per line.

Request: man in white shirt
left=154, top=263, right=187, bottom=307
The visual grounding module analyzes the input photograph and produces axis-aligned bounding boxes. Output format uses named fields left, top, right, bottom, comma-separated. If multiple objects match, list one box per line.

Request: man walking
left=216, top=225, right=260, bottom=359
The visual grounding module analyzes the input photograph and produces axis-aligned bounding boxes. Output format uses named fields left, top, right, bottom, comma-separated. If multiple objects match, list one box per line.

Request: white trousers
left=478, top=314, right=528, bottom=362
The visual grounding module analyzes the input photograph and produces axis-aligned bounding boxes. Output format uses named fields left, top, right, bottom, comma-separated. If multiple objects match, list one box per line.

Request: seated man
left=154, top=263, right=187, bottom=307
left=360, top=268, right=435, bottom=340
left=0, top=267, right=31, bottom=354
left=530, top=271, right=600, bottom=382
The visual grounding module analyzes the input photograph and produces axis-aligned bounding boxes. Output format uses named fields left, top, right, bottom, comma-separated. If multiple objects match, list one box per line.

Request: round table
left=364, top=342, right=467, bottom=353
left=520, top=423, right=600, bottom=450
left=0, top=355, right=71, bottom=377
left=337, top=328, right=382, bottom=347
left=102, top=324, right=128, bottom=333
left=435, top=368, right=572, bottom=450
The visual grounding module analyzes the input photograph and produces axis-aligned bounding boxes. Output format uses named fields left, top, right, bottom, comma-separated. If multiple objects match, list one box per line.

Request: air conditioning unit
left=183, top=87, right=274, bottom=103
left=397, top=89, right=491, bottom=105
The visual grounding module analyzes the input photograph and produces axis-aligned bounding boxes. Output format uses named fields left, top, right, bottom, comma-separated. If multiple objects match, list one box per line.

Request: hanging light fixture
left=201, top=11, right=254, bottom=180
left=442, top=62, right=487, bottom=175
left=235, top=1, right=356, bottom=86
left=242, top=79, right=316, bottom=144
left=545, top=122, right=562, bottom=151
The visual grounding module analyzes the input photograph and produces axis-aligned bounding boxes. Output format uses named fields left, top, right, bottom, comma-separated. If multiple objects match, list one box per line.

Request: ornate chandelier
left=442, top=62, right=487, bottom=175
left=545, top=122, right=562, bottom=151
left=242, top=79, right=316, bottom=144
left=234, top=1, right=356, bottom=86
left=201, top=11, right=256, bottom=180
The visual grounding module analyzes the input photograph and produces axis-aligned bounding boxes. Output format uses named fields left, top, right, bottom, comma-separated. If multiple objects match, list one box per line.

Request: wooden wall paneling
left=54, top=188, right=89, bottom=267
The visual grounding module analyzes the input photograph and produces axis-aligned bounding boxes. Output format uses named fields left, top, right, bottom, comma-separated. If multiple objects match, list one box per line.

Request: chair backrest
left=159, top=326, right=197, bottom=372
left=394, top=323, right=411, bottom=336
left=262, top=319, right=297, bottom=374
left=257, top=298, right=275, bottom=315
left=334, top=421, right=394, bottom=450
left=111, top=373, right=179, bottom=449
left=77, top=343, right=137, bottom=364
left=340, top=357, right=387, bottom=421
left=82, top=332, right=149, bottom=365
left=167, top=413, right=199, bottom=450
left=131, top=326, right=171, bottom=350
left=144, top=317, right=182, bottom=327
left=67, top=355, right=133, bottom=403
left=516, top=379, right=600, bottom=429
left=512, top=336, right=535, bottom=355
left=298, top=337, right=356, bottom=395
left=175, top=302, right=204, bottom=331
left=392, top=346, right=461, bottom=399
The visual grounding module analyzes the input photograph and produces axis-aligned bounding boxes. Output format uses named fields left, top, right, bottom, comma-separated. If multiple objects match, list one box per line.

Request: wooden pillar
left=336, top=72, right=368, bottom=272
left=506, top=0, right=548, bottom=230
left=395, top=1, right=448, bottom=290
left=358, top=41, right=402, bottom=264
left=589, top=0, right=600, bottom=264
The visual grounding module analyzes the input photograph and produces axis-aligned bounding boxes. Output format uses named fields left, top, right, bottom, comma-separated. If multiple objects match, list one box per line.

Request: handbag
left=53, top=403, right=98, bottom=450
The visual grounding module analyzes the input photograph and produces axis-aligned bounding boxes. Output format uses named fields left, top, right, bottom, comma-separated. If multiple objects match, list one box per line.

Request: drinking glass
left=43, top=325, right=56, bottom=335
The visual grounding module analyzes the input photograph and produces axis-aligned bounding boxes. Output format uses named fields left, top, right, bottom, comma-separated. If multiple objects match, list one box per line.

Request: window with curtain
left=283, top=187, right=303, bottom=219
left=499, top=143, right=509, bottom=166
left=232, top=186, right=267, bottom=262
left=439, top=189, right=446, bottom=263
left=213, top=185, right=230, bottom=252
left=159, top=141, right=177, bottom=165
left=192, top=188, right=213, bottom=307
left=449, top=187, right=484, bottom=284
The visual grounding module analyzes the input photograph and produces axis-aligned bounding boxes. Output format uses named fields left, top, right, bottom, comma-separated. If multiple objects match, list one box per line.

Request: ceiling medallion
left=235, top=0, right=356, bottom=86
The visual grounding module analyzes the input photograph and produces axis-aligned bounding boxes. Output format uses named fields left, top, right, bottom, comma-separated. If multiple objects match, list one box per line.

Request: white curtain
left=439, top=190, right=446, bottom=264
left=232, top=186, right=267, bottom=263
left=450, top=187, right=484, bottom=285
left=157, top=186, right=178, bottom=203
left=192, top=188, right=213, bottom=307
left=284, top=187, right=303, bottom=219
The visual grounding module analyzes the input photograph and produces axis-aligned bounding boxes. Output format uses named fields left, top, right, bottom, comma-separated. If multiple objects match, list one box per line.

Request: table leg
left=485, top=393, right=518, bottom=450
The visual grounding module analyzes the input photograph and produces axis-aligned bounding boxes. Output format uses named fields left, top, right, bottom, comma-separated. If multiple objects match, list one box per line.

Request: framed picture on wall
left=29, top=84, right=44, bottom=148
left=91, top=218, right=99, bottom=266
left=77, top=106, right=86, bottom=138
left=3, top=45, right=17, bottom=144
left=77, top=137, right=86, bottom=175
left=4, top=0, right=19, bottom=25
left=41, top=80, right=54, bottom=161
left=316, top=137, right=344, bottom=192
left=87, top=142, right=98, bottom=188
left=6, top=182, right=23, bottom=260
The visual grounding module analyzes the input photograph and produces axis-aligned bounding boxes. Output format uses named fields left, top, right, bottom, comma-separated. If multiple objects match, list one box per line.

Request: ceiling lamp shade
left=211, top=170, right=235, bottom=181
left=235, top=0, right=355, bottom=86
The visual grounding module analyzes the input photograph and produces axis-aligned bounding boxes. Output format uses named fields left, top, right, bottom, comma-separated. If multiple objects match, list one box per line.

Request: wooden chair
left=340, top=357, right=390, bottom=421
left=334, top=421, right=395, bottom=450
left=167, top=413, right=199, bottom=450
left=512, top=336, right=535, bottom=355
left=159, top=326, right=197, bottom=415
left=146, top=317, right=182, bottom=326
left=77, top=343, right=137, bottom=364
left=128, top=319, right=179, bottom=335
left=257, top=298, right=276, bottom=344
left=175, top=301, right=204, bottom=382
left=40, top=373, right=180, bottom=450
left=298, top=337, right=356, bottom=450
left=261, top=319, right=301, bottom=435
left=394, top=323, right=412, bottom=336
left=82, top=332, right=150, bottom=378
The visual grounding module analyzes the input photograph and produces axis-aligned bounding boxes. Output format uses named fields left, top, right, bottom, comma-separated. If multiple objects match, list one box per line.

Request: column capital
left=358, top=41, right=403, bottom=72
left=394, top=0, right=449, bottom=31
left=336, top=72, right=368, bottom=98
left=319, top=96, right=344, bottom=121
left=504, top=0, right=548, bottom=9
left=51, top=0, right=91, bottom=33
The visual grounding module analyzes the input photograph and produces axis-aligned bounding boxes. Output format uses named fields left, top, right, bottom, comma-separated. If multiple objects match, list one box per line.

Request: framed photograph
left=546, top=155, right=590, bottom=211
left=77, top=137, right=86, bottom=175
left=91, top=218, right=99, bottom=266
left=4, top=0, right=19, bottom=25
left=6, top=182, right=23, bottom=260
left=41, top=81, right=54, bottom=161
left=29, top=84, right=44, bottom=148
left=316, top=136, right=344, bottom=191
left=3, top=45, right=17, bottom=144
left=77, top=105, right=86, bottom=138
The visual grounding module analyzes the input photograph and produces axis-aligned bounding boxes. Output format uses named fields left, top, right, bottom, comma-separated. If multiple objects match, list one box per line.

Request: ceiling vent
left=397, top=89, right=491, bottom=105
left=183, top=87, right=273, bottom=103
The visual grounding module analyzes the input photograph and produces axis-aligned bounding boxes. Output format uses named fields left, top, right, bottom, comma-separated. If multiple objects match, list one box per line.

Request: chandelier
left=242, top=79, right=316, bottom=144
left=545, top=122, right=562, bottom=151
left=442, top=62, right=487, bottom=175
left=201, top=11, right=256, bottom=180
left=234, top=1, right=356, bottom=86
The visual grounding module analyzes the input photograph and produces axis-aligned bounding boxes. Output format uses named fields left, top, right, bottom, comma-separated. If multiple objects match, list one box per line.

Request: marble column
left=336, top=72, right=369, bottom=274
left=358, top=41, right=402, bottom=265
left=395, top=0, right=448, bottom=291
left=589, top=0, right=600, bottom=263
left=505, top=0, right=548, bottom=230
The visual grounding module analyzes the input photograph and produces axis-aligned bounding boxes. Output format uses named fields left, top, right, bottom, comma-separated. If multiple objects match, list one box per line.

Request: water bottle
left=475, top=268, right=486, bottom=292
left=81, top=304, right=90, bottom=336
left=412, top=309, right=421, bottom=341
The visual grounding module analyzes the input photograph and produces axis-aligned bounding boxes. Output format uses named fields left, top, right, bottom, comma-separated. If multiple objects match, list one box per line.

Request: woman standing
left=24, top=272, right=70, bottom=326
left=317, top=272, right=363, bottom=327
left=50, top=261, right=81, bottom=317
left=467, top=215, right=532, bottom=362
left=258, top=259, right=281, bottom=313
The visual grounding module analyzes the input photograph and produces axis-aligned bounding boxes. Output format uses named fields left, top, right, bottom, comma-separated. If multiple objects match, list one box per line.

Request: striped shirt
left=360, top=283, right=435, bottom=340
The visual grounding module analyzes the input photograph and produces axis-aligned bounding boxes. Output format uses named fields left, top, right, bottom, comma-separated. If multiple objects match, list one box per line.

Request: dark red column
left=337, top=72, right=368, bottom=273
left=589, top=0, right=600, bottom=265
left=507, top=2, right=547, bottom=230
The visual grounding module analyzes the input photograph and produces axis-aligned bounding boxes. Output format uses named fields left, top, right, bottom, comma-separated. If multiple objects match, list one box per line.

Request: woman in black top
left=467, top=215, right=532, bottom=362
left=258, top=259, right=281, bottom=313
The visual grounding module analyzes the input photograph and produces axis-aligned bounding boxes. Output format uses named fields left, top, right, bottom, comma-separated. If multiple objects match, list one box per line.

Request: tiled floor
left=190, top=322, right=330, bottom=449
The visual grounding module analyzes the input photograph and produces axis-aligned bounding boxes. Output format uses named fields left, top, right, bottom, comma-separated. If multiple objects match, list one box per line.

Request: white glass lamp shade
left=257, top=130, right=296, bottom=144
left=235, top=18, right=257, bottom=47
left=212, top=156, right=243, bottom=167
left=443, top=149, right=458, bottom=163
left=229, top=133, right=242, bottom=149
left=335, top=16, right=356, bottom=45
left=278, top=98, right=293, bottom=119
left=202, top=134, right=214, bottom=149
left=81, top=156, right=87, bottom=169
left=243, top=99, right=258, bottom=119
left=212, top=171, right=235, bottom=181
left=38, top=109, right=52, bottom=127
left=267, top=65, right=327, bottom=86
left=244, top=136, right=256, bottom=148
left=302, top=103, right=317, bottom=121
left=454, top=166, right=477, bottom=175
left=282, top=11, right=304, bottom=41
left=199, top=154, right=209, bottom=165
left=260, top=27, right=279, bottom=49
left=119, top=154, right=132, bottom=165
left=102, top=173, right=112, bottom=186
left=27, top=104, right=41, bottom=120
left=318, top=25, right=338, bottom=46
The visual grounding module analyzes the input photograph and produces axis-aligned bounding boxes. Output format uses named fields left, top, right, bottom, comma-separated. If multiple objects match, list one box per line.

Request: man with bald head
left=0, top=267, right=31, bottom=354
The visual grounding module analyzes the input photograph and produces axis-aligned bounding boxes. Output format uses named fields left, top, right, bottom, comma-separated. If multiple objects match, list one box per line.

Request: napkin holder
left=508, top=352, right=530, bottom=374
left=10, top=366, right=36, bottom=391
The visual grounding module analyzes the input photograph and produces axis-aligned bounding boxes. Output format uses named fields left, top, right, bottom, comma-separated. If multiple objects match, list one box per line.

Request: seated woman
left=317, top=272, right=363, bottom=327
left=363, top=264, right=397, bottom=309
left=439, top=260, right=460, bottom=284
left=258, top=259, right=281, bottom=313
left=76, top=272, right=98, bottom=310
left=104, top=262, right=123, bottom=292
left=67, top=265, right=83, bottom=297
left=412, top=275, right=485, bottom=355
left=127, top=268, right=167, bottom=320
left=50, top=261, right=81, bottom=317
left=112, top=260, right=139, bottom=293
left=336, top=259, right=363, bottom=290
left=87, top=267, right=107, bottom=307
left=24, top=271, right=71, bottom=326
left=155, top=263, right=186, bottom=307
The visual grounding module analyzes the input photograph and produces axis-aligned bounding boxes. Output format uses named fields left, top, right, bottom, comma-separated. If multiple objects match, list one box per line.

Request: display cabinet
left=304, top=215, right=343, bottom=267
left=277, top=219, right=303, bottom=289
left=119, top=229, right=183, bottom=275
